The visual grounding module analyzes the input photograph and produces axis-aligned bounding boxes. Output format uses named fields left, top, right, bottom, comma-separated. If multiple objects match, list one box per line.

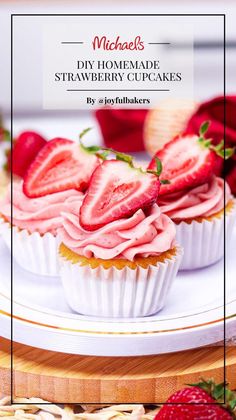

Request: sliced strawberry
left=23, top=138, right=100, bottom=198
left=7, top=131, right=46, bottom=177
left=148, top=134, right=222, bottom=195
left=80, top=159, right=160, bottom=231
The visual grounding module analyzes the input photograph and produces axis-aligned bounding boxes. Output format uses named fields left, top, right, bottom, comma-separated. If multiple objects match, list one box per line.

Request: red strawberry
left=155, top=380, right=235, bottom=419
left=148, top=133, right=223, bottom=196
left=80, top=159, right=160, bottom=231
left=23, top=137, right=100, bottom=198
left=10, top=131, right=47, bottom=177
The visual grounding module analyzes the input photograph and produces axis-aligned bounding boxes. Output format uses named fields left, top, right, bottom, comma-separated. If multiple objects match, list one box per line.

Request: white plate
left=0, top=229, right=236, bottom=357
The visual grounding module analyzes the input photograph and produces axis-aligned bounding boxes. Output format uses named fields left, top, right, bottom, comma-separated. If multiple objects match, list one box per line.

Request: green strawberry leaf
left=83, top=145, right=101, bottom=153
left=228, top=399, right=236, bottom=411
left=197, top=121, right=213, bottom=150
left=225, top=148, right=235, bottom=159
left=202, top=139, right=212, bottom=148
left=212, top=382, right=225, bottom=400
left=199, top=120, right=210, bottom=136
left=97, top=150, right=110, bottom=161
left=197, top=128, right=235, bottom=160
left=216, top=149, right=224, bottom=158
left=214, top=139, right=224, bottom=151
left=79, top=127, right=109, bottom=160
left=4, top=129, right=10, bottom=142
left=147, top=169, right=157, bottom=175
left=155, top=157, right=163, bottom=176
left=161, top=179, right=171, bottom=184
left=147, top=157, right=164, bottom=178
left=97, top=147, right=135, bottom=166
left=211, top=142, right=235, bottom=160
left=115, top=151, right=134, bottom=166
left=0, top=128, right=11, bottom=143
left=79, top=127, right=93, bottom=140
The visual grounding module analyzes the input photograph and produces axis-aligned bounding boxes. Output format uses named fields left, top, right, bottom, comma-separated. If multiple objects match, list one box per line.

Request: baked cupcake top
left=59, top=158, right=176, bottom=261
left=0, top=181, right=84, bottom=235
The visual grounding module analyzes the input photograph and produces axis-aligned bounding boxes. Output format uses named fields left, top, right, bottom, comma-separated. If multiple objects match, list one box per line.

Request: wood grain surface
left=0, top=338, right=235, bottom=404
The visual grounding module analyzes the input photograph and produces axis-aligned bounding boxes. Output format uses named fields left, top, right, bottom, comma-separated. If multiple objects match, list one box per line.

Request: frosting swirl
left=0, top=181, right=84, bottom=235
left=59, top=203, right=176, bottom=261
left=158, top=176, right=231, bottom=220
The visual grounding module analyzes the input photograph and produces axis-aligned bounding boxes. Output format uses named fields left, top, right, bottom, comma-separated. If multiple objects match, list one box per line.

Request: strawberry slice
left=148, top=133, right=223, bottom=196
left=80, top=159, right=160, bottom=231
left=23, top=138, right=100, bottom=198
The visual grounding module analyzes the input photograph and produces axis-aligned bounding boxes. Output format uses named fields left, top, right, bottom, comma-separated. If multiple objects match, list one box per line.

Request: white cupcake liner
left=175, top=200, right=236, bottom=270
left=59, top=246, right=183, bottom=318
left=0, top=219, right=60, bottom=276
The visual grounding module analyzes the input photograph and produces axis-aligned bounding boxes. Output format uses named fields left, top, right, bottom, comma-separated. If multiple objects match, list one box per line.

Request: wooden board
left=0, top=338, right=236, bottom=404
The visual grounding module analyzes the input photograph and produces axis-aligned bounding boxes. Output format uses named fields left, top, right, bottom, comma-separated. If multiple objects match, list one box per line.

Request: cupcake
left=144, top=98, right=197, bottom=156
left=0, top=181, right=83, bottom=276
left=148, top=122, right=236, bottom=270
left=58, top=158, right=183, bottom=318
left=0, top=136, right=100, bottom=276
left=158, top=177, right=235, bottom=269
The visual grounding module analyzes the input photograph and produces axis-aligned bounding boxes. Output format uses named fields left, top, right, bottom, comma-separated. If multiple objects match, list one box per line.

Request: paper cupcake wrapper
left=175, top=201, right=236, bottom=270
left=59, top=246, right=183, bottom=318
left=0, top=219, right=60, bottom=276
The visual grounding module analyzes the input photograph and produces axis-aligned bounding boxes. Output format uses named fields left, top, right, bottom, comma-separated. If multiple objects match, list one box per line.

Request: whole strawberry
left=155, top=380, right=235, bottom=419
left=9, top=131, right=47, bottom=177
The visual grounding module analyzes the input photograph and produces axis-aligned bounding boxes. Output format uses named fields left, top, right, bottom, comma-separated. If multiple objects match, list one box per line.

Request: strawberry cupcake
left=0, top=181, right=84, bottom=276
left=148, top=122, right=236, bottom=270
left=0, top=136, right=99, bottom=276
left=58, top=158, right=183, bottom=318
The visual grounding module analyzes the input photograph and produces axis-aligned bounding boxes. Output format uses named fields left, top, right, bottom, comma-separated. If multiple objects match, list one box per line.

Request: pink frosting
left=158, top=176, right=231, bottom=220
left=0, top=181, right=84, bottom=235
left=59, top=203, right=176, bottom=261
